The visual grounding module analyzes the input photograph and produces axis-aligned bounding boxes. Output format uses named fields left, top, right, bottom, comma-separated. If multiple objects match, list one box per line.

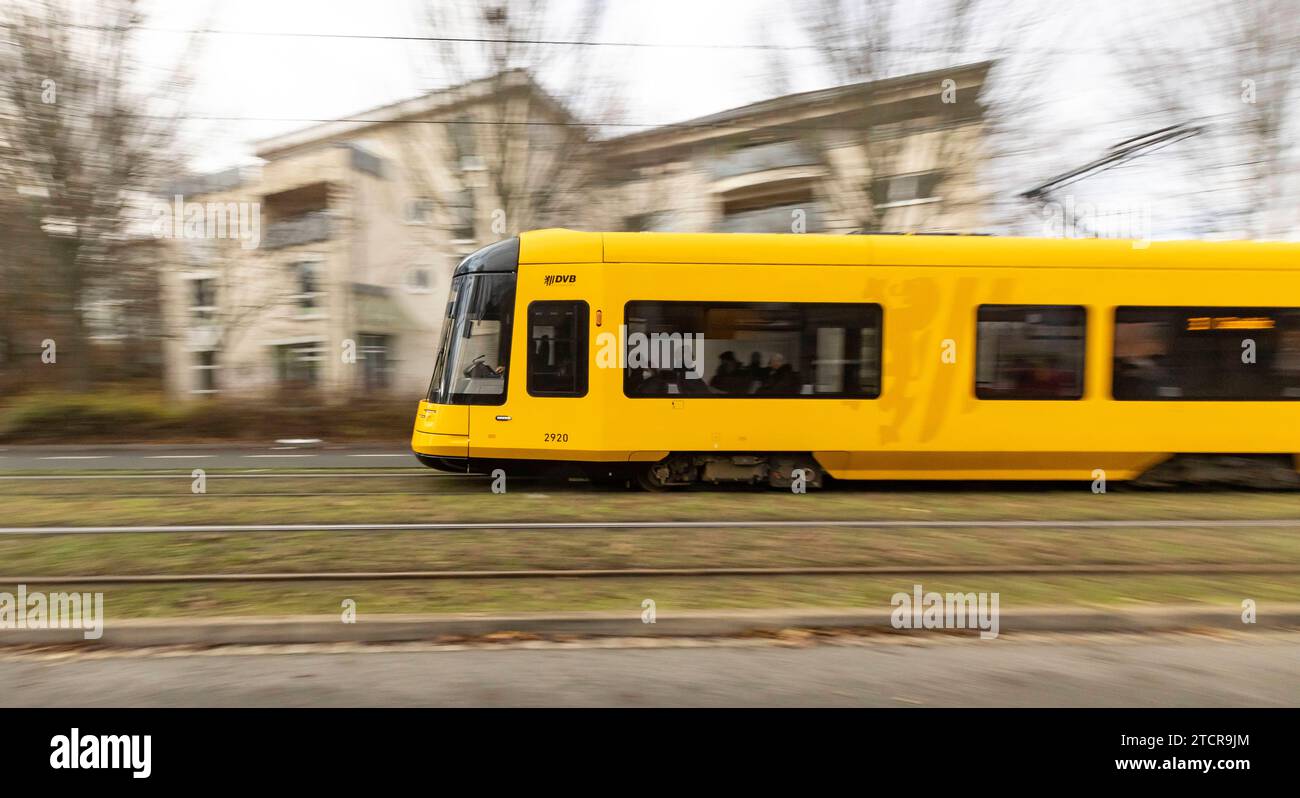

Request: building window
left=85, top=298, right=129, bottom=341
left=624, top=211, right=676, bottom=233
left=358, top=333, right=391, bottom=391
left=976, top=305, right=1086, bottom=400
left=192, top=350, right=218, bottom=394
left=292, top=261, right=323, bottom=314
left=449, top=117, right=478, bottom=163
left=404, top=266, right=434, bottom=294
left=623, top=302, right=881, bottom=398
left=708, top=139, right=820, bottom=180
left=717, top=185, right=824, bottom=233
left=347, top=143, right=386, bottom=178
left=1113, top=306, right=1300, bottom=400
left=274, top=342, right=323, bottom=386
left=190, top=278, right=216, bottom=323
left=871, top=170, right=944, bottom=209
left=446, top=190, right=475, bottom=241
left=528, top=301, right=589, bottom=397
left=191, top=278, right=216, bottom=308
left=405, top=198, right=436, bottom=224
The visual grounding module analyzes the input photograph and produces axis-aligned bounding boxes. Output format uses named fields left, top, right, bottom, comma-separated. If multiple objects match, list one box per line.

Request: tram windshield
left=426, top=271, right=516, bottom=405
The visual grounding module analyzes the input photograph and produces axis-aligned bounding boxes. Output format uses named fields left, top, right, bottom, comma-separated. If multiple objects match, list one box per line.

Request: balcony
left=707, top=140, right=821, bottom=180
left=716, top=203, right=825, bottom=234
left=262, top=211, right=332, bottom=250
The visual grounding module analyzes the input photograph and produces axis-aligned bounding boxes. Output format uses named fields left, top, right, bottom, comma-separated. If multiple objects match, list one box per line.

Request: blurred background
left=1, top=0, right=1297, bottom=423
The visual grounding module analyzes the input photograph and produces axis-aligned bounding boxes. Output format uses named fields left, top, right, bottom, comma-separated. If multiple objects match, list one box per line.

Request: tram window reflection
left=976, top=305, right=1086, bottom=400
left=623, top=301, right=881, bottom=399
left=1113, top=306, right=1300, bottom=400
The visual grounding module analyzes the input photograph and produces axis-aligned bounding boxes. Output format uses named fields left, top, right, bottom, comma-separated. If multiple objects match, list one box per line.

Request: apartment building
left=161, top=63, right=991, bottom=401
left=593, top=61, right=991, bottom=235
left=161, top=70, right=579, bottom=400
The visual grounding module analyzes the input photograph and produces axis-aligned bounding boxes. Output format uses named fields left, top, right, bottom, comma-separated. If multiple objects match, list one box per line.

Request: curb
left=2, top=605, right=1297, bottom=647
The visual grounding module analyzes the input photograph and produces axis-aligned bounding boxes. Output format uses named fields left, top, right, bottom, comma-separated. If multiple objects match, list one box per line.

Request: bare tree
left=164, top=235, right=298, bottom=398
left=751, top=17, right=794, bottom=100
left=0, top=180, right=54, bottom=392
left=404, top=0, right=620, bottom=236
left=1113, top=0, right=1300, bottom=238
left=792, top=0, right=1063, bottom=233
left=0, top=0, right=195, bottom=388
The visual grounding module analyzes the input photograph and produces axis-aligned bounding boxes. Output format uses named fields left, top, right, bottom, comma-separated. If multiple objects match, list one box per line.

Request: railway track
left=2, top=518, right=1300, bottom=535
left=0, top=470, right=535, bottom=497
left=4, top=562, right=1299, bottom=585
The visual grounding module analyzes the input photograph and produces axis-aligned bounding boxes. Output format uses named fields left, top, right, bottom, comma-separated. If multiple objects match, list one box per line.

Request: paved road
left=0, top=443, right=424, bottom=471
left=3, top=633, right=1296, bottom=707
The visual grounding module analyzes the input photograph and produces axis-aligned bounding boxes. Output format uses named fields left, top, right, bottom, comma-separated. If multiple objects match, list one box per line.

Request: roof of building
left=596, top=61, right=992, bottom=160
left=252, top=61, right=992, bottom=162
left=251, top=69, right=578, bottom=161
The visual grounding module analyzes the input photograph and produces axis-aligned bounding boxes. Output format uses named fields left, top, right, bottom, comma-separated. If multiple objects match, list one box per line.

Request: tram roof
left=517, top=228, right=1300, bottom=270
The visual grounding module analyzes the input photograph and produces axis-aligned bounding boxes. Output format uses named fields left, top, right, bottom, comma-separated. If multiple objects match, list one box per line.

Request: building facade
left=592, top=62, right=990, bottom=236
left=161, top=63, right=991, bottom=401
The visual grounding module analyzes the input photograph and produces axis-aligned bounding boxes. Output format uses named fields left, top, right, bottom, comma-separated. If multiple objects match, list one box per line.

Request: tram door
left=471, top=299, right=591, bottom=471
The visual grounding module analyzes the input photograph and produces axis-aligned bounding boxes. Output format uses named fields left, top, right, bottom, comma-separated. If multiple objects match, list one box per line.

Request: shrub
left=0, top=391, right=416, bottom=443
left=0, top=392, right=183, bottom=441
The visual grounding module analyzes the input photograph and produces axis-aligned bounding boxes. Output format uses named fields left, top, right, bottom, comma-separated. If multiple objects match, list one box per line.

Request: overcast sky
left=144, top=0, right=829, bottom=171
left=134, top=0, right=1228, bottom=237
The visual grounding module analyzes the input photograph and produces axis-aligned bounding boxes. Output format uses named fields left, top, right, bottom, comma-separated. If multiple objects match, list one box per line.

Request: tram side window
left=1113, top=306, right=1300, bottom=400
left=622, top=301, right=882, bottom=398
left=527, top=300, right=589, bottom=397
left=975, top=305, right=1086, bottom=399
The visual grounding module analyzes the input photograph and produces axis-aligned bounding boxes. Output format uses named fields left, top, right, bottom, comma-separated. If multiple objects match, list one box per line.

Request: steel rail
left=4, top=563, right=1298, bottom=585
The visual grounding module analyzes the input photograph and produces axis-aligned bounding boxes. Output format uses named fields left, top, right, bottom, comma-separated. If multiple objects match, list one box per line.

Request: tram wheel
left=634, top=461, right=679, bottom=492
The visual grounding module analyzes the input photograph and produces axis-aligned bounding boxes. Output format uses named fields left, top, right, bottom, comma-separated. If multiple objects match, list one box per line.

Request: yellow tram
left=412, top=229, right=1300, bottom=489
